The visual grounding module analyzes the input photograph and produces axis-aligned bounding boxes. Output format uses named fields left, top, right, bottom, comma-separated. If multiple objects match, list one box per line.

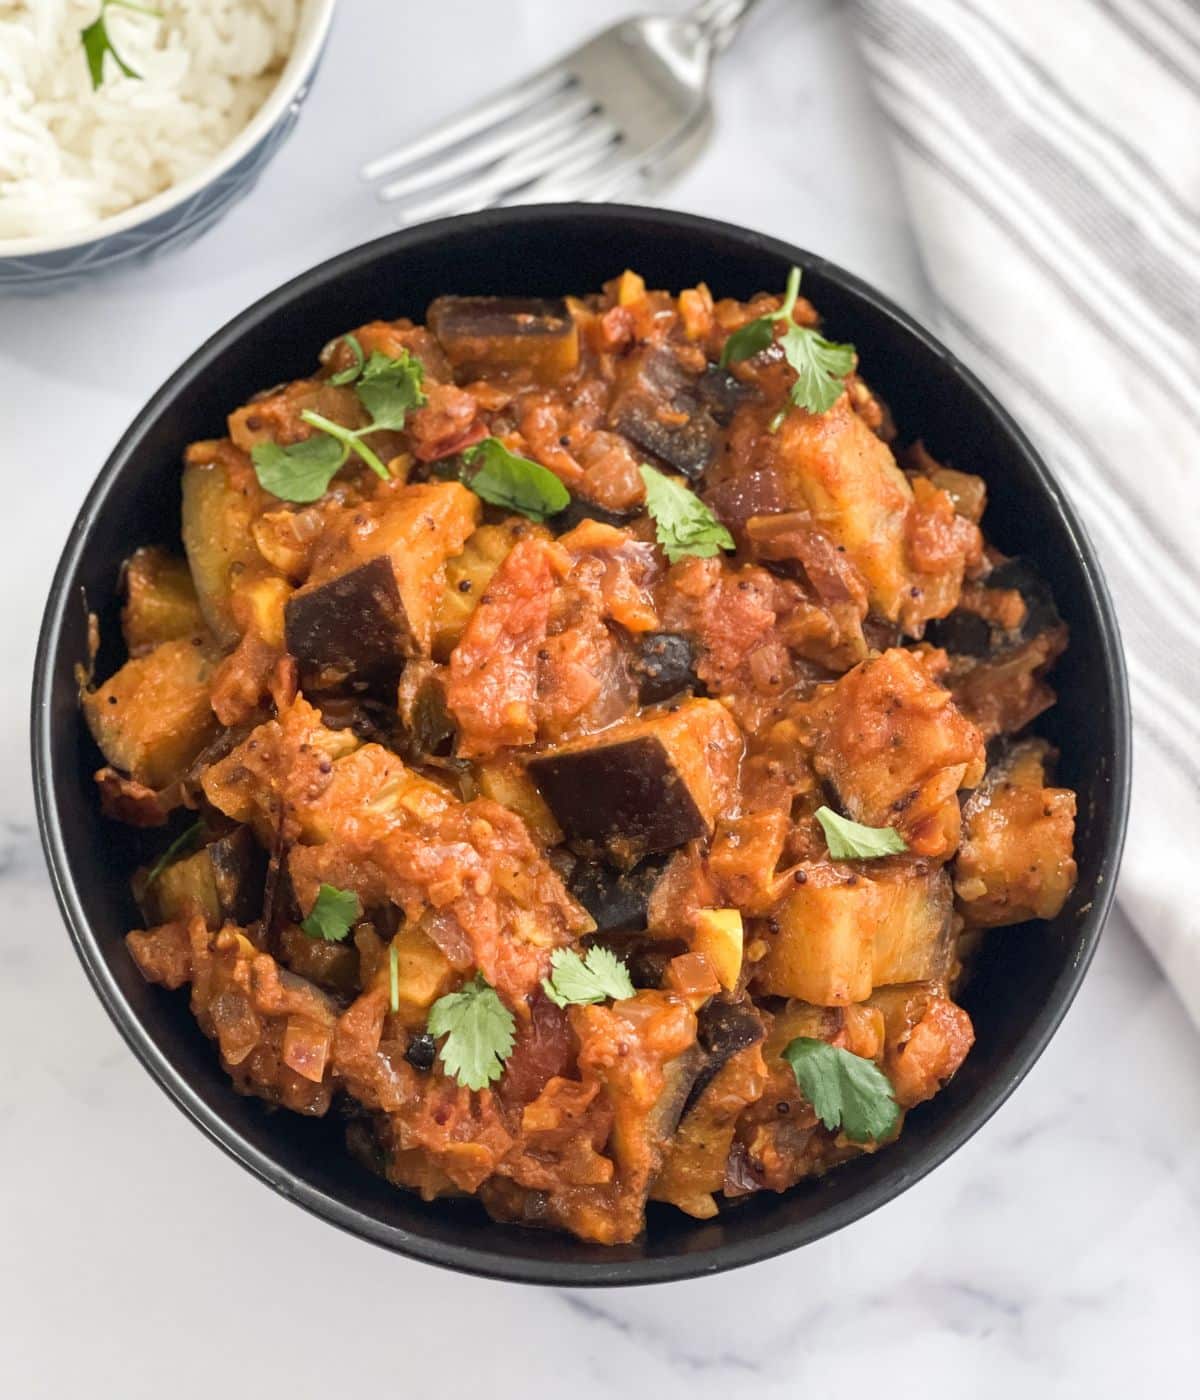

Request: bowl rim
left=31, top=204, right=1132, bottom=1285
left=0, top=0, right=337, bottom=259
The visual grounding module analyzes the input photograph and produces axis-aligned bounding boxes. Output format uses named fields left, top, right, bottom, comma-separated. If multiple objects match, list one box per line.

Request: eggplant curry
left=82, top=269, right=1077, bottom=1244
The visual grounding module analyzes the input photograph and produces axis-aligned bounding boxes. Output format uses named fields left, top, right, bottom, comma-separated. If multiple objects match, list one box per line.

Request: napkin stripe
left=1093, top=0, right=1200, bottom=88
left=857, top=10, right=1200, bottom=342
left=936, top=305, right=1200, bottom=615
left=952, top=0, right=1198, bottom=246
left=862, top=61, right=1200, bottom=424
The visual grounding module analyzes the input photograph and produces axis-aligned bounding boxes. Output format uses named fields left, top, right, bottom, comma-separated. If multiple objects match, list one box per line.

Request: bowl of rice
left=0, top=0, right=336, bottom=291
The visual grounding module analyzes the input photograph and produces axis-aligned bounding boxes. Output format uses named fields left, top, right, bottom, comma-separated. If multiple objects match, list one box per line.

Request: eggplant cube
left=567, top=856, right=668, bottom=933
left=286, top=482, right=480, bottom=686
left=527, top=699, right=741, bottom=862
left=428, top=295, right=579, bottom=380
left=139, top=825, right=266, bottom=929
left=285, top=556, right=411, bottom=687
left=630, top=631, right=699, bottom=705
left=608, top=347, right=724, bottom=481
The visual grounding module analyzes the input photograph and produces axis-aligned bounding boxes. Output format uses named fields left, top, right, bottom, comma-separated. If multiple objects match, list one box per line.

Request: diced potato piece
left=83, top=637, right=218, bottom=787
left=754, top=866, right=875, bottom=1005
left=754, top=865, right=951, bottom=1005
left=432, top=519, right=536, bottom=660
left=233, top=574, right=292, bottom=650
left=615, top=269, right=646, bottom=306
left=121, top=547, right=206, bottom=655
left=476, top=757, right=562, bottom=846
left=871, top=868, right=954, bottom=987
left=388, top=923, right=457, bottom=1031
left=428, top=295, right=579, bottom=381
left=801, top=647, right=985, bottom=859
left=774, top=396, right=914, bottom=619
left=954, top=740, right=1077, bottom=926
left=693, top=909, right=744, bottom=992
left=527, top=698, right=743, bottom=863
left=181, top=450, right=263, bottom=646
left=286, top=483, right=480, bottom=683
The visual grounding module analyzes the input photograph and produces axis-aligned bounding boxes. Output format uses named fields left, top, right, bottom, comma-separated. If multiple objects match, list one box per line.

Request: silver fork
left=361, top=0, right=763, bottom=225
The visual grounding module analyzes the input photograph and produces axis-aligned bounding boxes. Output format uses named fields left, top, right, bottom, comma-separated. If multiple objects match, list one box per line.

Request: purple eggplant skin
left=137, top=824, right=266, bottom=928
left=208, top=825, right=268, bottom=926
left=528, top=734, right=708, bottom=860
left=630, top=632, right=699, bottom=705
left=550, top=496, right=638, bottom=534
left=926, top=555, right=1061, bottom=659
left=682, top=999, right=767, bottom=1117
left=608, top=347, right=724, bottom=481
left=284, top=556, right=413, bottom=688
left=568, top=855, right=669, bottom=934
left=694, top=365, right=750, bottom=425
left=427, top=295, right=579, bottom=379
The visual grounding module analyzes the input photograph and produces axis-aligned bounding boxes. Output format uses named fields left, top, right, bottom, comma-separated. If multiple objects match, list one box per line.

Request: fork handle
left=689, top=0, right=763, bottom=53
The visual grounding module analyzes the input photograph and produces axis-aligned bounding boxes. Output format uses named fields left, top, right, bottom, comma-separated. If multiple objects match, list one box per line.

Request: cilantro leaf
left=145, top=820, right=203, bottom=887
left=719, top=266, right=855, bottom=417
left=779, top=322, right=857, bottom=416
left=718, top=315, right=776, bottom=367
left=783, top=1037, right=900, bottom=1143
left=639, top=464, right=735, bottom=564
left=251, top=433, right=346, bottom=504
left=251, top=348, right=426, bottom=502
left=542, top=946, right=636, bottom=1008
left=80, top=1, right=160, bottom=90
left=355, top=348, right=426, bottom=431
left=427, top=974, right=516, bottom=1091
left=301, top=883, right=360, bottom=942
left=814, top=805, right=908, bottom=859
left=461, top=437, right=571, bottom=521
left=328, top=334, right=366, bottom=386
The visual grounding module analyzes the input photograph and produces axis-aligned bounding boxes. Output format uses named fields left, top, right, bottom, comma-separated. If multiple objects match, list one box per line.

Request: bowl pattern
left=32, top=207, right=1131, bottom=1284
left=0, top=69, right=321, bottom=295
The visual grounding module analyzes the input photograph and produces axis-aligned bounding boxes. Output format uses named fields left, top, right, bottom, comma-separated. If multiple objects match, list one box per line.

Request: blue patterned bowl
left=0, top=0, right=336, bottom=293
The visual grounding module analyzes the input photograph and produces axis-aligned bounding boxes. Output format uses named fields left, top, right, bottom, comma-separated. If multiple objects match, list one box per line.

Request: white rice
left=0, top=0, right=298, bottom=241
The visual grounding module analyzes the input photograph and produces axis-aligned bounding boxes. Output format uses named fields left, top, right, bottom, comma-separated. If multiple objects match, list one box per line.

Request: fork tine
left=389, top=115, right=618, bottom=226
left=524, top=112, right=705, bottom=206
left=508, top=138, right=625, bottom=205
left=361, top=65, right=571, bottom=182
left=377, top=90, right=594, bottom=203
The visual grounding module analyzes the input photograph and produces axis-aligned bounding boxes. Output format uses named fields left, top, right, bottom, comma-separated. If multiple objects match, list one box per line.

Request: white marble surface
left=1, top=2, right=1197, bottom=1395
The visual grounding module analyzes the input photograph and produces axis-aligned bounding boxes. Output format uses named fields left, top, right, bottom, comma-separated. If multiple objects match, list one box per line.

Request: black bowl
left=32, top=205, right=1130, bottom=1285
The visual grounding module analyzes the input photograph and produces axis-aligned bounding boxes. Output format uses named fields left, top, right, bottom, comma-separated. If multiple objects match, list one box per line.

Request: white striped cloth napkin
left=851, top=0, right=1200, bottom=1028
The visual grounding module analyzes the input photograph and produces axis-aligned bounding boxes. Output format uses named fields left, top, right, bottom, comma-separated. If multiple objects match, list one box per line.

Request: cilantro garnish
left=814, top=805, right=908, bottom=859
left=300, top=883, right=360, bottom=942
left=252, top=348, right=426, bottom=503
left=81, top=1, right=161, bottom=90
left=460, top=437, right=571, bottom=522
left=541, top=946, right=636, bottom=1008
left=328, top=334, right=366, bottom=386
left=783, top=1037, right=900, bottom=1143
left=426, top=974, right=516, bottom=1091
left=720, top=267, right=856, bottom=419
left=144, top=820, right=203, bottom=887
left=639, top=464, right=735, bottom=564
